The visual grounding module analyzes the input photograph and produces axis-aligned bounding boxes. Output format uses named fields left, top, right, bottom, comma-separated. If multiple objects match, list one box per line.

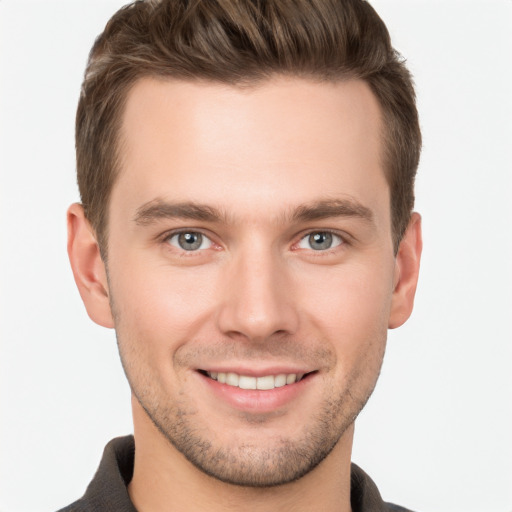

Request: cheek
left=109, top=267, right=208, bottom=394
left=108, top=256, right=218, bottom=349
left=299, top=262, right=394, bottom=332
left=296, top=262, right=392, bottom=370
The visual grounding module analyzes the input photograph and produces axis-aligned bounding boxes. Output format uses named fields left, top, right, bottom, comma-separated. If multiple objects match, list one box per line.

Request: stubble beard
left=117, top=337, right=384, bottom=488
left=134, top=386, right=356, bottom=487
left=108, top=272, right=387, bottom=488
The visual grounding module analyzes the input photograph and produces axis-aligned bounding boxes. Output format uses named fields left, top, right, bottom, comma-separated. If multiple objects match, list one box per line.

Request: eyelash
left=160, top=228, right=349, bottom=255
left=293, top=229, right=348, bottom=253
left=161, top=229, right=217, bottom=254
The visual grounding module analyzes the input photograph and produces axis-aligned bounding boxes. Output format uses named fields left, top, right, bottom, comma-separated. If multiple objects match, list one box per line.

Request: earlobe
left=67, top=203, right=114, bottom=328
left=388, top=212, right=422, bottom=329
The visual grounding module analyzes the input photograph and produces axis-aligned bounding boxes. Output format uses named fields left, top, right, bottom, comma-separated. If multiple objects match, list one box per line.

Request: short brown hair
left=76, top=0, right=421, bottom=255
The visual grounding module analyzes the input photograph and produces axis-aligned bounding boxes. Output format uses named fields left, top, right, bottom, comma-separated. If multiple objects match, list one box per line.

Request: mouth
left=199, top=370, right=314, bottom=390
left=197, top=368, right=318, bottom=412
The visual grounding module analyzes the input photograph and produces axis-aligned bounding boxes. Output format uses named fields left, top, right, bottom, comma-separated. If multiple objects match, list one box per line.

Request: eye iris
left=309, top=232, right=332, bottom=250
left=178, top=232, right=202, bottom=250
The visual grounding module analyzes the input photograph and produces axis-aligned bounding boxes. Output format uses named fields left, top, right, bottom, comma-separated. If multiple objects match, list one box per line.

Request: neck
left=128, top=398, right=354, bottom=512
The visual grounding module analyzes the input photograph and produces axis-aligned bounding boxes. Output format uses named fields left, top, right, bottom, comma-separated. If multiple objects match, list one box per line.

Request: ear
left=388, top=212, right=422, bottom=329
left=67, top=203, right=114, bottom=328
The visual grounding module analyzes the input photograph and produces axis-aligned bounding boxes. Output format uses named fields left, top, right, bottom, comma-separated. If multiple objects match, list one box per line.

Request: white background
left=1, top=1, right=511, bottom=511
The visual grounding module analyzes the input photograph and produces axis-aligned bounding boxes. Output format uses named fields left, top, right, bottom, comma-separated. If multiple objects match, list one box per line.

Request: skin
left=68, top=77, right=422, bottom=512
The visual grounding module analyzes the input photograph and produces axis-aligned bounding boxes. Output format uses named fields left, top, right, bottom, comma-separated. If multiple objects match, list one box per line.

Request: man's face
left=106, top=77, right=397, bottom=486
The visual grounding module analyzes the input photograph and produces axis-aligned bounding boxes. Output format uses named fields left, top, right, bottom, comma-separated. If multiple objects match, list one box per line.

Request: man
left=62, top=0, right=422, bottom=510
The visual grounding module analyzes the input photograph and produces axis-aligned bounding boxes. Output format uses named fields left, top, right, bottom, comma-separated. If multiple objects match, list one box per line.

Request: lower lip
left=198, top=372, right=314, bottom=413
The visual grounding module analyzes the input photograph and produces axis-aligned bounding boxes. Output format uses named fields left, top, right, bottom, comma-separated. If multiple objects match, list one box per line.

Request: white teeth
left=256, top=375, right=274, bottom=390
left=226, top=372, right=239, bottom=386
left=239, top=375, right=257, bottom=390
left=274, top=374, right=287, bottom=387
left=286, top=373, right=297, bottom=385
left=207, top=371, right=305, bottom=390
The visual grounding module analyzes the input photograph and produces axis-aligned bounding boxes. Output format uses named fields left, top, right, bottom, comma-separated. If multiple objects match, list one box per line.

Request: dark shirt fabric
left=57, top=436, right=414, bottom=512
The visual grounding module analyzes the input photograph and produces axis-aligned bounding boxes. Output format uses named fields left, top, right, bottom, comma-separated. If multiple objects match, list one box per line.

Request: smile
left=205, top=371, right=305, bottom=390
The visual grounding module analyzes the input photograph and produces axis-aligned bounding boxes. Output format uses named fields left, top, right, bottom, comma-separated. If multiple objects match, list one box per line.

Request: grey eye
left=297, top=232, right=343, bottom=251
left=168, top=232, right=212, bottom=251
left=309, top=232, right=332, bottom=250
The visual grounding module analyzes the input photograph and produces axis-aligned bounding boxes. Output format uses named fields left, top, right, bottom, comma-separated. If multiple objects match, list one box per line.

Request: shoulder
left=384, top=503, right=417, bottom=512
left=56, top=499, right=90, bottom=512
left=55, top=436, right=136, bottom=512
left=351, top=463, right=417, bottom=512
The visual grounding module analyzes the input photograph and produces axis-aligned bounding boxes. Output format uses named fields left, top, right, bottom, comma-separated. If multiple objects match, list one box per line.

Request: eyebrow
left=133, top=198, right=374, bottom=226
left=134, top=200, right=223, bottom=225
left=291, top=199, right=374, bottom=224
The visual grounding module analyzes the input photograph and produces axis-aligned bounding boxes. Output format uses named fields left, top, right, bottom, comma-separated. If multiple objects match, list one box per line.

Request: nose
left=216, top=246, right=299, bottom=343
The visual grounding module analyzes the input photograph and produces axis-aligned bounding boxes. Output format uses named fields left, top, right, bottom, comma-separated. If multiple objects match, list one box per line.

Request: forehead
left=113, top=76, right=388, bottom=227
